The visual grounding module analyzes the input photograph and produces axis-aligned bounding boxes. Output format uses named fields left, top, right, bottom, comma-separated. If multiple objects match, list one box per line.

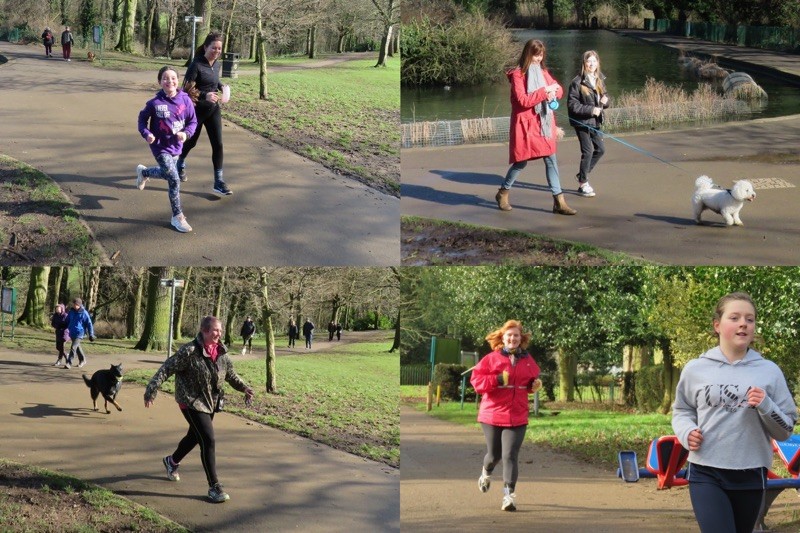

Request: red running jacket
left=471, top=349, right=541, bottom=427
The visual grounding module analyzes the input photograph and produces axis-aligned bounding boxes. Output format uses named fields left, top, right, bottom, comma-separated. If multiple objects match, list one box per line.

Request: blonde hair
left=485, top=320, right=531, bottom=351
left=579, top=50, right=605, bottom=96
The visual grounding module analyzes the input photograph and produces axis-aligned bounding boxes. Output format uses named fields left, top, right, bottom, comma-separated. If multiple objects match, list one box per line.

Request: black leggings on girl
left=181, top=103, right=223, bottom=174
left=173, top=408, right=218, bottom=486
left=480, top=423, right=527, bottom=491
left=688, top=463, right=765, bottom=533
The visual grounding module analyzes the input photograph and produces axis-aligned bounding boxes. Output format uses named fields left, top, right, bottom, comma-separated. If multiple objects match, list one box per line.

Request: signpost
left=184, top=15, right=204, bottom=63
left=160, top=278, right=185, bottom=358
left=0, top=287, right=16, bottom=340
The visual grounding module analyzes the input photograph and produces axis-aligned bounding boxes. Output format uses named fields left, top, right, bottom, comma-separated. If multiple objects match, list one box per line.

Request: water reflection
left=401, top=29, right=800, bottom=125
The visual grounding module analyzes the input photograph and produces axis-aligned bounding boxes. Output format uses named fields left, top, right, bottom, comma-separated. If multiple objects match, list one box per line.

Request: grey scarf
left=526, top=63, right=553, bottom=138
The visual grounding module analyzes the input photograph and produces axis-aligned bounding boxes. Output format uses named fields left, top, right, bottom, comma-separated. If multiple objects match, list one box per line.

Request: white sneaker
left=578, top=182, right=596, bottom=197
left=501, top=491, right=516, bottom=511
left=78, top=361, right=86, bottom=368
left=478, top=470, right=491, bottom=493
left=136, top=165, right=149, bottom=190
left=171, top=214, right=192, bottom=233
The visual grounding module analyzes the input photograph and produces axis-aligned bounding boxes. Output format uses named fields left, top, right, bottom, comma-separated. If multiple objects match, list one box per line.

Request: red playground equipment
left=618, top=434, right=800, bottom=531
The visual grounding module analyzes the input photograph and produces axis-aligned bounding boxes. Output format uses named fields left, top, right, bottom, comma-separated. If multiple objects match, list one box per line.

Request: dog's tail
left=82, top=374, right=92, bottom=388
left=695, top=175, right=714, bottom=191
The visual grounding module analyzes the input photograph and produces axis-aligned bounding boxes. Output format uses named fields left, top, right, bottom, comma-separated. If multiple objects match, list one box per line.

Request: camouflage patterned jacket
left=144, top=333, right=249, bottom=414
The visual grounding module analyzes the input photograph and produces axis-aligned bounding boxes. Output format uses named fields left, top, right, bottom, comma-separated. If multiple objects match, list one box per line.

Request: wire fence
left=401, top=99, right=752, bottom=149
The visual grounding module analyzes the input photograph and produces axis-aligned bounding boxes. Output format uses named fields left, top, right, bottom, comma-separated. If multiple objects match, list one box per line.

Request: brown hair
left=195, top=32, right=223, bottom=60
left=157, top=65, right=179, bottom=83
left=485, top=320, right=531, bottom=352
left=712, top=292, right=757, bottom=337
left=200, top=315, right=221, bottom=332
left=518, top=39, right=547, bottom=72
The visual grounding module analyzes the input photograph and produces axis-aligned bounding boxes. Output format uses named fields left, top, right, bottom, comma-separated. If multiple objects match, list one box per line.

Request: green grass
left=223, top=59, right=400, bottom=194
left=127, top=339, right=400, bottom=467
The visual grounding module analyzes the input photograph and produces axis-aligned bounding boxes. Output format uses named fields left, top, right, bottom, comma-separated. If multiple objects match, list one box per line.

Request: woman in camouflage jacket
left=144, top=315, right=253, bottom=503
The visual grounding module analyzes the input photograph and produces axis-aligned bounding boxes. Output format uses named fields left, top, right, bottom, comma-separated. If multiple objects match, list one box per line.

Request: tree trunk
left=223, top=0, right=237, bottom=54
left=557, top=349, right=577, bottom=402
left=126, top=267, right=144, bottom=338
left=144, top=0, right=158, bottom=55
left=256, top=16, right=268, bottom=99
left=389, top=309, right=400, bottom=352
left=115, top=0, right=138, bottom=52
left=49, top=266, right=65, bottom=309
left=374, top=23, right=392, bottom=67
left=659, top=338, right=677, bottom=414
left=134, top=266, right=172, bottom=352
left=259, top=268, right=277, bottom=393
left=173, top=266, right=192, bottom=340
left=86, top=267, right=101, bottom=318
left=213, top=267, right=227, bottom=318
left=224, top=293, right=238, bottom=347
left=337, top=32, right=346, bottom=53
left=17, top=267, right=50, bottom=328
left=307, top=25, right=316, bottom=59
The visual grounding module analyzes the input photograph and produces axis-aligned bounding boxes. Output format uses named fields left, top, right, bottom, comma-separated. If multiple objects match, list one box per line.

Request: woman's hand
left=244, top=387, right=254, bottom=406
left=146, top=133, right=156, bottom=144
left=600, top=95, right=609, bottom=105
left=592, top=107, right=602, bottom=117
left=206, top=91, right=219, bottom=103
left=687, top=428, right=703, bottom=451
left=747, top=386, right=766, bottom=407
left=176, top=131, right=187, bottom=143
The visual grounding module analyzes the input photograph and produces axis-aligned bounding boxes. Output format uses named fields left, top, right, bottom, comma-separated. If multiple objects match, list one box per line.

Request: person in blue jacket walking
left=65, top=298, right=95, bottom=369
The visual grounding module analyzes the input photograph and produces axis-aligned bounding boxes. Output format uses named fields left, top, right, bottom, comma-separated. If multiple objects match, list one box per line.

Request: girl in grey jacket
left=672, top=292, right=797, bottom=533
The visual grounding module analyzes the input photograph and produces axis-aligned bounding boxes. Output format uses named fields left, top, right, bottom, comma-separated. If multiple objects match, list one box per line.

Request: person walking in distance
left=41, top=27, right=54, bottom=57
left=64, top=298, right=94, bottom=369
left=144, top=316, right=254, bottom=503
left=240, top=316, right=255, bottom=355
left=302, top=318, right=315, bottom=349
left=287, top=319, right=298, bottom=348
left=50, top=304, right=70, bottom=366
left=60, top=26, right=74, bottom=62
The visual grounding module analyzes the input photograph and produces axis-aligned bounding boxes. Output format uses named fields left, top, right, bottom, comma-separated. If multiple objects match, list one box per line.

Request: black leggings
left=575, top=127, right=605, bottom=183
left=173, top=408, right=218, bottom=487
left=480, top=423, right=527, bottom=491
left=688, top=464, right=765, bottom=533
left=181, top=103, right=223, bottom=172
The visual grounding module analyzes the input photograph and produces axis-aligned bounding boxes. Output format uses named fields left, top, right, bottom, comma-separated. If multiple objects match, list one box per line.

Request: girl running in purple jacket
left=137, top=66, right=198, bottom=233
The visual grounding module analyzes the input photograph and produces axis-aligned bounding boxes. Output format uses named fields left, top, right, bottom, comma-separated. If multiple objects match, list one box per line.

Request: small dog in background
left=692, top=175, right=756, bottom=226
left=82, top=363, right=123, bottom=413
left=87, top=51, right=96, bottom=62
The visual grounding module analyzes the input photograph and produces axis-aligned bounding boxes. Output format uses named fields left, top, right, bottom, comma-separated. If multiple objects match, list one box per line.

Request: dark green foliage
left=634, top=365, right=664, bottom=412
left=401, top=13, right=516, bottom=86
left=433, top=363, right=469, bottom=400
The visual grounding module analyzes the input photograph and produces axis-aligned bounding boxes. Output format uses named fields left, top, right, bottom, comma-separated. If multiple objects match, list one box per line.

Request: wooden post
left=426, top=382, right=433, bottom=412
left=436, top=384, right=441, bottom=407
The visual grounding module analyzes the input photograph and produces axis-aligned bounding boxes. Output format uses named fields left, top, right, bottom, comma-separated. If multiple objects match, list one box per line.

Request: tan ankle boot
left=552, top=193, right=577, bottom=215
left=495, top=188, right=512, bottom=211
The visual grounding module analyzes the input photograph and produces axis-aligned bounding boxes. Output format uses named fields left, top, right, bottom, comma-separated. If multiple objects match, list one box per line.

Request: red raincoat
left=507, top=67, right=564, bottom=164
left=471, top=349, right=541, bottom=427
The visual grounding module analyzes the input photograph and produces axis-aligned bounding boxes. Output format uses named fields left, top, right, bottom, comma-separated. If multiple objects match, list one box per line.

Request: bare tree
left=370, top=0, right=397, bottom=67
left=17, top=267, right=50, bottom=328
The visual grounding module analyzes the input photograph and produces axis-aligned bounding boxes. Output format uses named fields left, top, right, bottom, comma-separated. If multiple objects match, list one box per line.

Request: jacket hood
left=699, top=346, right=762, bottom=366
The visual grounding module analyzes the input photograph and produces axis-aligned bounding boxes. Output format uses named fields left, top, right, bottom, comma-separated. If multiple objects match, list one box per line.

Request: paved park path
left=401, top=32, right=800, bottom=265
left=0, top=333, right=399, bottom=532
left=401, top=405, right=798, bottom=532
left=0, top=42, right=399, bottom=266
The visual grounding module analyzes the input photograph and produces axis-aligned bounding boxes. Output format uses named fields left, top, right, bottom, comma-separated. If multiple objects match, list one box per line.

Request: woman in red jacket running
left=470, top=319, right=542, bottom=512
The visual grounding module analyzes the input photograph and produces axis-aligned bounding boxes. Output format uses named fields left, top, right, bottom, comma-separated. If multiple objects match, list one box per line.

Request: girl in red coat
left=495, top=39, right=575, bottom=215
left=470, top=320, right=542, bottom=511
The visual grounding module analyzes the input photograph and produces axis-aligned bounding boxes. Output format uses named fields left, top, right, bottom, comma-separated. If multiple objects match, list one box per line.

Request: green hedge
left=433, top=363, right=468, bottom=400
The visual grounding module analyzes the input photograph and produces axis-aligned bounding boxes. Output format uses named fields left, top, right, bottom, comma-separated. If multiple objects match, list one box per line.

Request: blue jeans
left=501, top=154, right=562, bottom=195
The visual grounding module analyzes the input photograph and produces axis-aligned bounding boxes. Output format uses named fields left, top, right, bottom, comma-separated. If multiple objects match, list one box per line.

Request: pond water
left=401, top=29, right=800, bottom=125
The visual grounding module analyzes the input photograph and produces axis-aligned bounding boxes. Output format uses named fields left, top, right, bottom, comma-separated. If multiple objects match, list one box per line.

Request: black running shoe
left=178, top=167, right=187, bottom=182
left=213, top=181, right=233, bottom=196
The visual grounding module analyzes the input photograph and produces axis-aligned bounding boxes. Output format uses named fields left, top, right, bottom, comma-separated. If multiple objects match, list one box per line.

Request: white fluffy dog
left=692, top=175, right=756, bottom=226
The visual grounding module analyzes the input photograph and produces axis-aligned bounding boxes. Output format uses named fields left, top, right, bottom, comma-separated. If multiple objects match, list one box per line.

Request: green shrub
left=433, top=363, right=468, bottom=400
left=401, top=12, right=517, bottom=86
left=635, top=365, right=664, bottom=412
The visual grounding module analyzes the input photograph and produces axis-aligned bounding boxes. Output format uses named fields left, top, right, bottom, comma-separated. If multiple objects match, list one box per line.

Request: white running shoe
left=171, top=214, right=192, bottom=233
left=578, top=182, right=596, bottom=197
left=501, top=491, right=516, bottom=511
left=478, top=469, right=491, bottom=493
left=136, top=165, right=148, bottom=190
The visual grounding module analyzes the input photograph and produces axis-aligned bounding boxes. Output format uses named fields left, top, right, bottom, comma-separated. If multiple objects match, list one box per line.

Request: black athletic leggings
left=480, top=423, right=527, bottom=491
left=688, top=463, right=766, bottom=533
left=181, top=102, right=223, bottom=172
left=173, top=408, right=218, bottom=486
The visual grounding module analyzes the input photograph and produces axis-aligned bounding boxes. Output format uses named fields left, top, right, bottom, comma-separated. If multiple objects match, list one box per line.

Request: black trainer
left=178, top=167, right=187, bottom=182
left=213, top=180, right=233, bottom=196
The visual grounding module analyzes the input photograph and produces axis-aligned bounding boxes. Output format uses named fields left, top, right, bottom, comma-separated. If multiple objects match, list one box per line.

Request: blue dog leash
left=567, top=117, right=690, bottom=174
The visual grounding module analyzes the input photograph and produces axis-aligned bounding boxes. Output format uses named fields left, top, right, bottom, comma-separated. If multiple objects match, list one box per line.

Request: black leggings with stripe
left=181, top=103, right=223, bottom=173
left=173, top=408, right=218, bottom=487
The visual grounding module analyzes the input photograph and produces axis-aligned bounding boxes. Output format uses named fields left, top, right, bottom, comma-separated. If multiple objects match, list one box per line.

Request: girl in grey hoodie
left=672, top=292, right=797, bottom=533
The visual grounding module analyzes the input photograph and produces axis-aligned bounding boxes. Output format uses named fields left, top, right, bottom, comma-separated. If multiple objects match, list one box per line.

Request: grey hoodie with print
left=672, top=346, right=797, bottom=470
